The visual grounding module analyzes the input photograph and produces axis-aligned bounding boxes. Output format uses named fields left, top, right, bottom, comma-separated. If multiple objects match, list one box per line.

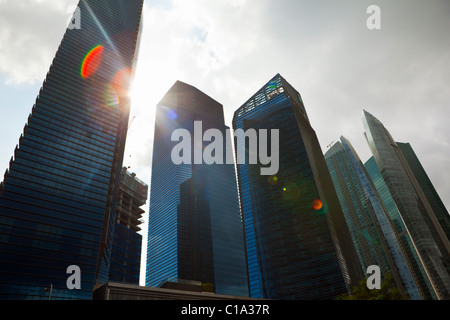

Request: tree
left=337, top=274, right=409, bottom=300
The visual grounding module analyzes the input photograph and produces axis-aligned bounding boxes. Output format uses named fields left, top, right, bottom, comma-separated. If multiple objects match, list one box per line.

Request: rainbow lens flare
left=80, top=45, right=104, bottom=79
left=312, top=199, right=329, bottom=214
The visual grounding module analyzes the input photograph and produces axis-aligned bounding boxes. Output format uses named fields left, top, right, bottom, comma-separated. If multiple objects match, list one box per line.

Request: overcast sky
left=0, top=0, right=449, bottom=285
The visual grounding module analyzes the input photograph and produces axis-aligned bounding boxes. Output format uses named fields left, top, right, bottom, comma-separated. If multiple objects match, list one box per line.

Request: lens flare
left=312, top=199, right=323, bottom=211
left=312, top=199, right=329, bottom=215
left=103, top=84, right=120, bottom=110
left=268, top=175, right=278, bottom=186
left=112, top=67, right=132, bottom=98
left=80, top=45, right=104, bottom=79
left=281, top=183, right=303, bottom=202
left=166, top=110, right=178, bottom=120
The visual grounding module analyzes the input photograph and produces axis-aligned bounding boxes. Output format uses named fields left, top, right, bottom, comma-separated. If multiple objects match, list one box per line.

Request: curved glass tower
left=362, top=110, right=450, bottom=300
left=0, top=0, right=144, bottom=299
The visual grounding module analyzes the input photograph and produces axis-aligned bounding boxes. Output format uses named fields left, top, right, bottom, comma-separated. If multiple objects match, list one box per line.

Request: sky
left=0, top=0, right=449, bottom=286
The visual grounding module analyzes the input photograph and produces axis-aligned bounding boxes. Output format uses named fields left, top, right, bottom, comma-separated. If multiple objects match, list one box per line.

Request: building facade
left=325, top=137, right=422, bottom=300
left=397, top=142, right=450, bottom=243
left=362, top=110, right=450, bottom=299
left=0, top=0, right=144, bottom=299
left=145, top=81, right=249, bottom=297
left=108, top=167, right=148, bottom=285
left=232, top=74, right=363, bottom=299
left=364, top=155, right=434, bottom=298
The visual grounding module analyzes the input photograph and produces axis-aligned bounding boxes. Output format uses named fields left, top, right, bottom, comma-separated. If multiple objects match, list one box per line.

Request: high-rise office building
left=145, top=81, right=249, bottom=297
left=362, top=110, right=450, bottom=299
left=108, top=167, right=147, bottom=285
left=364, top=155, right=435, bottom=299
left=397, top=142, right=450, bottom=243
left=325, top=137, right=422, bottom=300
left=232, top=74, right=363, bottom=299
left=0, top=0, right=144, bottom=299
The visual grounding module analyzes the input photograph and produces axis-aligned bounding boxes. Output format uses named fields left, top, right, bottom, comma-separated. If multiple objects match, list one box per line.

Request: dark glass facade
left=232, top=74, right=363, bottom=299
left=325, top=137, right=422, bottom=299
left=0, top=0, right=143, bottom=299
left=177, top=174, right=215, bottom=286
left=397, top=142, right=450, bottom=243
left=363, top=110, right=450, bottom=300
left=146, top=81, right=249, bottom=297
left=109, top=168, right=148, bottom=285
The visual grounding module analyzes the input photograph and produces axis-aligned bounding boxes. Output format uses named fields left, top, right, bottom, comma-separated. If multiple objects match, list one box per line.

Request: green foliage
left=337, top=274, right=409, bottom=300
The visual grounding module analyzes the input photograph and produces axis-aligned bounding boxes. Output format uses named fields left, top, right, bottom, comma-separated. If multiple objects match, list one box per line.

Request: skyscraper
left=397, top=142, right=450, bottom=243
left=362, top=110, right=450, bottom=299
left=364, top=155, right=435, bottom=299
left=108, top=167, right=148, bottom=285
left=232, top=74, right=363, bottom=299
left=0, top=0, right=144, bottom=299
left=325, top=137, right=422, bottom=300
left=145, top=81, right=249, bottom=297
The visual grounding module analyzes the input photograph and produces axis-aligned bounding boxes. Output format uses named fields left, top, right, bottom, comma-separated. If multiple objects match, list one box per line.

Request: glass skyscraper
left=145, top=81, right=249, bottom=297
left=364, top=155, right=435, bottom=299
left=232, top=74, right=363, bottom=299
left=397, top=142, right=450, bottom=243
left=0, top=0, right=144, bottom=299
left=363, top=110, right=450, bottom=300
left=325, top=136, right=422, bottom=300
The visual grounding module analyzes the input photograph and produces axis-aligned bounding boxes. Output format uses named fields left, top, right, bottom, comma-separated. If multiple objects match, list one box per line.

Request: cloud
left=123, top=0, right=450, bottom=214
left=0, top=0, right=449, bottom=239
left=0, top=0, right=78, bottom=84
left=0, top=0, right=449, bottom=286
